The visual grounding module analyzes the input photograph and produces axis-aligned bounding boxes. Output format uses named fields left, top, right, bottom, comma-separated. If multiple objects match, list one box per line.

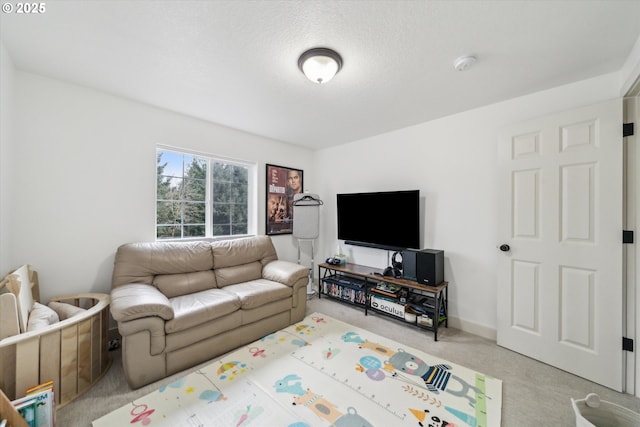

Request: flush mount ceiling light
left=298, top=48, right=343, bottom=84
left=453, top=55, right=477, bottom=71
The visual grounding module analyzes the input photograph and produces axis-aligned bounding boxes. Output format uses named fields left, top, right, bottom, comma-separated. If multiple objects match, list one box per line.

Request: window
left=156, top=148, right=254, bottom=240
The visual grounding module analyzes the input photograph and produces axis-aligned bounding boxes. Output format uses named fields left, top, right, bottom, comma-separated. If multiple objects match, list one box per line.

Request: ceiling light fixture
left=298, top=48, right=343, bottom=84
left=453, top=55, right=477, bottom=71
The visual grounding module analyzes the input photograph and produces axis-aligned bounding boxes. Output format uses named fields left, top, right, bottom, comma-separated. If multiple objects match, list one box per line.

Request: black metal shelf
left=318, top=263, right=448, bottom=341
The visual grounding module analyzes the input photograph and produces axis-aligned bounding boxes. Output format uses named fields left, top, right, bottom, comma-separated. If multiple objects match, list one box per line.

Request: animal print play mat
left=93, top=312, right=502, bottom=426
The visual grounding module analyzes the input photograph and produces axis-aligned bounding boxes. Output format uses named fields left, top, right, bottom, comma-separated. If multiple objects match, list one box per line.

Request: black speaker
left=401, top=249, right=419, bottom=281
left=416, top=249, right=444, bottom=286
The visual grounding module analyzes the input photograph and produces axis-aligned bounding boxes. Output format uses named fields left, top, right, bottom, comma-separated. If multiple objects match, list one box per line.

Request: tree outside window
left=156, top=149, right=251, bottom=239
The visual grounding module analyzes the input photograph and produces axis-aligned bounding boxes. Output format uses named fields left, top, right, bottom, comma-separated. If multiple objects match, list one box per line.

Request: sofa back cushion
left=212, top=236, right=278, bottom=287
left=153, top=270, right=217, bottom=298
left=112, top=241, right=215, bottom=290
left=215, top=262, right=263, bottom=288
left=111, top=236, right=278, bottom=294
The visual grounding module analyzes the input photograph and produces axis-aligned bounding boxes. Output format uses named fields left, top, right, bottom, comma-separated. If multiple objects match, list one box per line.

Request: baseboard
left=447, top=315, right=497, bottom=341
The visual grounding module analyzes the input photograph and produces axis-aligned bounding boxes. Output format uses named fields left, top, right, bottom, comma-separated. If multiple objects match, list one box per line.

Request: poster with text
left=266, top=164, right=303, bottom=235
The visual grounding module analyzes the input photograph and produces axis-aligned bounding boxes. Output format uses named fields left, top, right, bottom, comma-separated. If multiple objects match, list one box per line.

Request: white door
left=497, top=99, right=624, bottom=391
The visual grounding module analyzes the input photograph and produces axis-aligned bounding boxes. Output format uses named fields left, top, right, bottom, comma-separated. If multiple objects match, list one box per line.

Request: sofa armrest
left=262, top=260, right=309, bottom=288
left=110, top=283, right=174, bottom=323
left=117, top=316, right=167, bottom=356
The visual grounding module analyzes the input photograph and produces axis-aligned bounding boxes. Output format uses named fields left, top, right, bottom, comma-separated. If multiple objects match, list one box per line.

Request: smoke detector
left=453, top=55, right=477, bottom=71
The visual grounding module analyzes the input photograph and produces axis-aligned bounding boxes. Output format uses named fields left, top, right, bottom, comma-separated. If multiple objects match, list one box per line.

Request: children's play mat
left=93, top=312, right=502, bottom=426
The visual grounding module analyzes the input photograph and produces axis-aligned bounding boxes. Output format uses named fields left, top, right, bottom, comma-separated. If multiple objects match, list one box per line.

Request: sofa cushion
left=215, top=261, right=262, bottom=288
left=224, top=279, right=292, bottom=310
left=153, top=270, right=217, bottom=298
left=27, top=302, right=60, bottom=332
left=112, top=241, right=214, bottom=288
left=211, top=236, right=277, bottom=269
left=165, top=289, right=241, bottom=334
left=165, top=310, right=242, bottom=353
left=48, top=301, right=86, bottom=320
left=241, top=299, right=293, bottom=325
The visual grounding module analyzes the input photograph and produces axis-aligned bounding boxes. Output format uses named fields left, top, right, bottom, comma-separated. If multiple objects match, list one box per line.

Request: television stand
left=318, top=262, right=448, bottom=340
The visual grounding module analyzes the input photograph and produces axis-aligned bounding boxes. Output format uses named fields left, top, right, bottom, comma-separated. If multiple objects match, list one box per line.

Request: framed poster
left=266, top=164, right=303, bottom=235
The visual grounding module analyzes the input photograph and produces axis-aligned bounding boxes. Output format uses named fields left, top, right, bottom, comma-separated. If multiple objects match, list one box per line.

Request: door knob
left=499, top=244, right=510, bottom=252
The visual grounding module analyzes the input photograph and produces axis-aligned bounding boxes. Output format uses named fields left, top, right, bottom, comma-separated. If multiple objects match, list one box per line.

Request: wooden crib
left=0, top=265, right=111, bottom=408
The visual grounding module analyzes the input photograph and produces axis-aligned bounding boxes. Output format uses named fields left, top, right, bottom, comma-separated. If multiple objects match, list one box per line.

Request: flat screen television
left=336, top=190, right=420, bottom=251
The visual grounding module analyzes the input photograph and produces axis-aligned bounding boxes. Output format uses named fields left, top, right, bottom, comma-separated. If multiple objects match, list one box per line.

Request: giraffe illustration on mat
left=274, top=374, right=374, bottom=427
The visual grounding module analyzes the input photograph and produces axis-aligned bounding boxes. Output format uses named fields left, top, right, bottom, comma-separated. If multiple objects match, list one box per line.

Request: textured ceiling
left=2, top=1, right=639, bottom=149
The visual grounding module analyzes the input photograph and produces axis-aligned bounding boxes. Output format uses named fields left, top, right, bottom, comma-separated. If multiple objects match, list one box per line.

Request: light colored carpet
left=57, top=297, right=640, bottom=426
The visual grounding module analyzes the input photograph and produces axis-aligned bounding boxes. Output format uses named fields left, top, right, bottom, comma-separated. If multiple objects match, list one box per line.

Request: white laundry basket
left=572, top=393, right=640, bottom=427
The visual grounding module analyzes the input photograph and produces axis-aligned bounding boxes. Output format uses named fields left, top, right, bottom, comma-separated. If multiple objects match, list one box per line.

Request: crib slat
left=91, top=312, right=100, bottom=381
left=60, top=324, right=78, bottom=405
left=0, top=344, right=17, bottom=400
left=77, top=318, right=92, bottom=393
left=15, top=337, right=39, bottom=397
left=101, top=307, right=109, bottom=371
left=40, top=331, right=61, bottom=405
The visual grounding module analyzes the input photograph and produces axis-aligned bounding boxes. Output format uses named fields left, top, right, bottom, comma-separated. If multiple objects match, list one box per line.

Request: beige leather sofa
left=110, top=235, right=309, bottom=388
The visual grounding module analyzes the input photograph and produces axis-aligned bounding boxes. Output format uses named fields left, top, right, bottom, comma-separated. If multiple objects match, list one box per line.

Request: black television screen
left=337, top=190, right=420, bottom=251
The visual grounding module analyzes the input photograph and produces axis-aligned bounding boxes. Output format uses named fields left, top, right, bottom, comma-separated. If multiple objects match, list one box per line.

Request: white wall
left=620, top=34, right=640, bottom=96
left=314, top=72, right=623, bottom=337
left=0, top=42, right=15, bottom=276
left=3, top=53, right=633, bottom=337
left=7, top=71, right=314, bottom=302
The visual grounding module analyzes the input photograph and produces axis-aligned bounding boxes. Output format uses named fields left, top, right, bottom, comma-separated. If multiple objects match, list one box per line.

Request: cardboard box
left=370, top=295, right=405, bottom=318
